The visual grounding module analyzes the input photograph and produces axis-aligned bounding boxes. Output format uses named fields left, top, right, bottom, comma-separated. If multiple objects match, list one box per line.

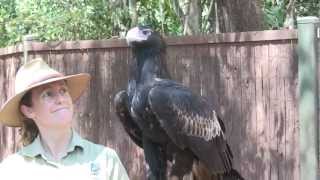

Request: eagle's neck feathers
left=134, top=47, right=162, bottom=84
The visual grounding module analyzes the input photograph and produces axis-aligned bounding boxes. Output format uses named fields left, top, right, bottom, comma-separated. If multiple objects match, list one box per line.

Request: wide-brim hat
left=0, top=58, right=91, bottom=127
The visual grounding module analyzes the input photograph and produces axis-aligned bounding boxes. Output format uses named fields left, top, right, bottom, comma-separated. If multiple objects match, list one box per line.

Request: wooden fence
left=0, top=29, right=299, bottom=180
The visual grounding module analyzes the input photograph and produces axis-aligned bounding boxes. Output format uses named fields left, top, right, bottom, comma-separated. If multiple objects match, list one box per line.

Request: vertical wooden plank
left=206, top=45, right=221, bottom=111
left=217, top=45, right=230, bottom=136
left=91, top=49, right=103, bottom=145
left=190, top=45, right=201, bottom=94
left=240, top=44, right=257, bottom=179
left=269, top=43, right=288, bottom=180
left=216, top=44, right=243, bottom=176
left=165, top=45, right=175, bottom=77
left=196, top=44, right=210, bottom=98
left=279, top=42, right=298, bottom=180
left=180, top=45, right=194, bottom=89
left=99, top=49, right=112, bottom=146
left=284, top=42, right=299, bottom=180
left=0, top=57, right=7, bottom=161
left=173, top=45, right=184, bottom=83
left=229, top=45, right=242, bottom=175
left=255, top=44, right=270, bottom=180
left=62, top=51, right=80, bottom=75
left=2, top=55, right=21, bottom=157
left=62, top=52, right=72, bottom=74
left=3, top=57, right=12, bottom=158
left=268, top=43, right=277, bottom=180
left=47, top=51, right=65, bottom=72
left=172, top=45, right=181, bottom=82
left=278, top=44, right=287, bottom=180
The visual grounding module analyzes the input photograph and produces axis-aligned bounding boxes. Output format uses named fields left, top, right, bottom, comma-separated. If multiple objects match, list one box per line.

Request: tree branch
left=201, top=0, right=215, bottom=32
left=170, top=0, right=185, bottom=25
left=129, top=0, right=137, bottom=26
left=284, top=0, right=295, bottom=29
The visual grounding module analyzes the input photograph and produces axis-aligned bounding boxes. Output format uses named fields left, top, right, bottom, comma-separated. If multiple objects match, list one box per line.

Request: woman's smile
left=52, top=107, right=69, bottom=113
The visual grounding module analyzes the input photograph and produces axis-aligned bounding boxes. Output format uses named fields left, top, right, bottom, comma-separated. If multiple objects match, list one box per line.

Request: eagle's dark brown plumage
left=114, top=26, right=244, bottom=180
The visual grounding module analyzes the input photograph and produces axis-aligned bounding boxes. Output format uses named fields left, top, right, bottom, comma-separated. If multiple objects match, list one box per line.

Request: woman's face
left=21, top=80, right=74, bottom=129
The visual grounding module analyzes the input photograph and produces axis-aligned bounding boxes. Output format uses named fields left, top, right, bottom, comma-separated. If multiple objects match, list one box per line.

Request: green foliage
left=296, top=0, right=320, bottom=16
left=0, top=0, right=319, bottom=47
left=0, top=0, right=17, bottom=47
left=1, top=0, right=131, bottom=47
left=0, top=0, right=183, bottom=47
left=263, top=0, right=286, bottom=29
left=137, top=0, right=182, bottom=36
left=201, top=0, right=215, bottom=33
left=263, top=0, right=320, bottom=29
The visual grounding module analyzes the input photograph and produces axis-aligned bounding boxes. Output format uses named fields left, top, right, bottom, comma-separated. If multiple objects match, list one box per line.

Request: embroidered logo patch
left=90, top=162, right=101, bottom=176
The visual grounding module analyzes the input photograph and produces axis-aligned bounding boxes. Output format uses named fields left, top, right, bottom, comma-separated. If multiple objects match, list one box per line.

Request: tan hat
left=0, top=58, right=91, bottom=127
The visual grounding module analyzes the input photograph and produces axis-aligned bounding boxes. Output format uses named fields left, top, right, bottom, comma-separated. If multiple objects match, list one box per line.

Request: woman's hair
left=19, top=91, right=39, bottom=146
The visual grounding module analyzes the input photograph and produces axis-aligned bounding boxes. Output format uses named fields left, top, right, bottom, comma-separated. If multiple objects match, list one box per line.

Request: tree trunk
left=129, top=0, right=138, bottom=26
left=171, top=0, right=202, bottom=35
left=183, top=0, right=201, bottom=35
left=216, top=0, right=265, bottom=32
left=283, top=0, right=296, bottom=29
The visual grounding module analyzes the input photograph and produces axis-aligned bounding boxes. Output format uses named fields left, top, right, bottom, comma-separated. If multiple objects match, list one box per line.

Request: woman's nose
left=54, top=92, right=67, bottom=104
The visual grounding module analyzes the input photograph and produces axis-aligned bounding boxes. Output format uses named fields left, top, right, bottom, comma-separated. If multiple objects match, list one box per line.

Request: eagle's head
left=126, top=26, right=164, bottom=49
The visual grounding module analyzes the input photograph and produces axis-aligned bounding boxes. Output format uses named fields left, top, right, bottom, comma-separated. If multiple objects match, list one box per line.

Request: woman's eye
left=60, top=88, right=67, bottom=95
left=42, top=91, right=53, bottom=98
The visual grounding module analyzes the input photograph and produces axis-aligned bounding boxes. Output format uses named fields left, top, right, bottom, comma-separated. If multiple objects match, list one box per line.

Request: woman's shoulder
left=80, top=137, right=119, bottom=159
left=80, top=140, right=129, bottom=179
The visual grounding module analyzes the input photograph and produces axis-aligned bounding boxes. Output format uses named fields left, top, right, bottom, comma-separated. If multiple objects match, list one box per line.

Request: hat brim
left=0, top=73, right=90, bottom=127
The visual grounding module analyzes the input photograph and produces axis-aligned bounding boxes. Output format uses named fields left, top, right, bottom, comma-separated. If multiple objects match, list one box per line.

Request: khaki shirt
left=0, top=130, right=129, bottom=180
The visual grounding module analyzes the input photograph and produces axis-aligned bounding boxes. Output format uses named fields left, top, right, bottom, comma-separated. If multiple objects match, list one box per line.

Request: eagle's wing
left=114, top=90, right=143, bottom=147
left=148, top=80, right=233, bottom=173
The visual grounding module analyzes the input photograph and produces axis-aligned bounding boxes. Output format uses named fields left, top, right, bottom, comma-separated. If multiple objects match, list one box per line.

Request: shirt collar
left=19, top=129, right=85, bottom=158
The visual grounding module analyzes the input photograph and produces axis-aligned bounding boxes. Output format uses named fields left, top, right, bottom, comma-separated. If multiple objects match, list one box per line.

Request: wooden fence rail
left=0, top=29, right=299, bottom=180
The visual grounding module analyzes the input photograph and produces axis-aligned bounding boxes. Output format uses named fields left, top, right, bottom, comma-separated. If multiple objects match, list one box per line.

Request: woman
left=0, top=58, right=129, bottom=180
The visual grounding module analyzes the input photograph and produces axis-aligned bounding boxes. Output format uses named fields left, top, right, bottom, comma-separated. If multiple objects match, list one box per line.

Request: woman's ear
left=20, top=105, right=35, bottom=119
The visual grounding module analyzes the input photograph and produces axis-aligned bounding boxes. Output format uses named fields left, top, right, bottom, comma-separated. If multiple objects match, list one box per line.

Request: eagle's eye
left=142, top=30, right=151, bottom=36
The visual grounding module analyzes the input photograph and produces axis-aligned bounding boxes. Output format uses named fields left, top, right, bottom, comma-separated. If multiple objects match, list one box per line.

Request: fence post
left=297, top=16, right=320, bottom=180
left=22, top=34, right=37, bottom=64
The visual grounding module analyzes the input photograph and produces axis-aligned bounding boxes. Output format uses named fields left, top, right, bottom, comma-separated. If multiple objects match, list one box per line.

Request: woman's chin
left=50, top=115, right=73, bottom=127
